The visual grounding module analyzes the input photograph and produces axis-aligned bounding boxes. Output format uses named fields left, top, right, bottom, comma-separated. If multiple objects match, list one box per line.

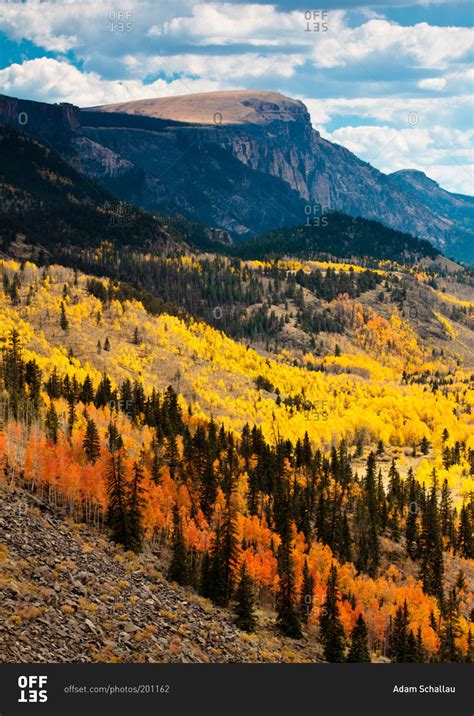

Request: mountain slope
left=2, top=91, right=472, bottom=260
left=90, top=91, right=474, bottom=261
left=0, top=125, right=223, bottom=256
left=235, top=212, right=441, bottom=264
left=0, top=480, right=289, bottom=663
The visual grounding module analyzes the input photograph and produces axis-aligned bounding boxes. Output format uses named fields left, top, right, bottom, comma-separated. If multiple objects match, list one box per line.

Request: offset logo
left=18, top=676, right=48, bottom=703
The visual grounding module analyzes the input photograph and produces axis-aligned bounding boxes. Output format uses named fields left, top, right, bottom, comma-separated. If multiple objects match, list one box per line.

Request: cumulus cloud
left=310, top=18, right=474, bottom=69
left=122, top=52, right=305, bottom=81
left=321, top=124, right=474, bottom=193
left=0, top=58, right=222, bottom=106
left=0, top=0, right=472, bottom=194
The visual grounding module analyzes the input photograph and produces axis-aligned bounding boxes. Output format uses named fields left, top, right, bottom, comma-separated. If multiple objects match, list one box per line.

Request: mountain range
left=1, top=90, right=472, bottom=262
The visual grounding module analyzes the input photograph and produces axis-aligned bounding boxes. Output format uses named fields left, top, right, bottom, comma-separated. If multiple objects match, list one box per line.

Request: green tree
left=167, top=504, right=190, bottom=585
left=60, top=301, right=68, bottom=331
left=83, top=417, right=100, bottom=464
left=45, top=401, right=59, bottom=443
left=234, top=562, right=257, bottom=632
left=419, top=470, right=444, bottom=603
left=127, top=460, right=146, bottom=552
left=319, top=564, right=345, bottom=662
left=300, top=558, right=315, bottom=624
left=276, top=521, right=302, bottom=639
left=347, top=613, right=370, bottom=662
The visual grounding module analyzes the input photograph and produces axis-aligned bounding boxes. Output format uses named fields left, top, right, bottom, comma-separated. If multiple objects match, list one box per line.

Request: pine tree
left=60, top=301, right=68, bottom=331
left=83, top=417, right=100, bottom=463
left=319, top=564, right=345, bottom=661
left=234, top=562, right=257, bottom=632
left=300, top=558, right=315, bottom=623
left=45, top=401, right=59, bottom=443
left=104, top=336, right=111, bottom=351
left=457, top=504, right=473, bottom=558
left=67, top=395, right=76, bottom=436
left=420, top=436, right=430, bottom=455
left=355, top=452, right=379, bottom=577
left=405, top=630, right=418, bottom=662
left=389, top=601, right=409, bottom=662
left=405, top=470, right=419, bottom=558
left=276, top=521, right=302, bottom=639
left=347, top=613, right=370, bottom=662
left=167, top=504, right=190, bottom=585
left=439, top=588, right=463, bottom=662
left=106, top=423, right=128, bottom=546
left=127, top=460, right=146, bottom=552
left=419, top=470, right=444, bottom=603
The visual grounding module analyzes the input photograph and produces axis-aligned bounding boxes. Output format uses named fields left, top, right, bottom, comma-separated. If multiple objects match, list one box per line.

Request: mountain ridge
left=1, top=91, right=473, bottom=261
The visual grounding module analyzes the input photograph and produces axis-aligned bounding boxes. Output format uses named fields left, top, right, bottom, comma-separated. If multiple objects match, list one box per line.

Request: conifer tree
left=457, top=504, right=473, bottom=559
left=355, top=452, right=379, bottom=577
left=319, top=564, right=345, bottom=661
left=438, top=588, right=463, bottom=662
left=60, top=301, right=68, bottom=331
left=45, top=401, right=59, bottom=443
left=67, top=394, right=76, bottom=436
left=234, top=562, right=257, bottom=632
left=127, top=460, right=146, bottom=552
left=347, top=613, right=370, bottom=662
left=389, top=601, right=409, bottom=662
left=419, top=470, right=444, bottom=603
left=300, top=558, right=315, bottom=624
left=405, top=470, right=419, bottom=558
left=167, top=504, right=190, bottom=585
left=106, top=423, right=128, bottom=546
left=276, top=519, right=302, bottom=639
left=83, top=417, right=100, bottom=464
left=420, top=436, right=430, bottom=455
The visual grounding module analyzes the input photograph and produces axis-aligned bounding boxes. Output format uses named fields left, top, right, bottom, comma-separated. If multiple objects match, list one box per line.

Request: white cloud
left=321, top=124, right=474, bottom=194
left=0, top=58, right=222, bottom=107
left=150, top=3, right=312, bottom=47
left=418, top=77, right=446, bottom=91
left=311, top=18, right=474, bottom=70
left=304, top=94, right=473, bottom=129
left=122, top=52, right=305, bottom=81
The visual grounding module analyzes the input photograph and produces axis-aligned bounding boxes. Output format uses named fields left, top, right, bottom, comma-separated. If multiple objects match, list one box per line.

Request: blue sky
left=0, top=0, right=472, bottom=194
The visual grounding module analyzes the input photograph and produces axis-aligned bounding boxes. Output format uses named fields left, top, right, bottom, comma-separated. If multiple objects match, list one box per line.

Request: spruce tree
left=83, top=417, right=100, bottom=464
left=389, top=601, right=409, bottom=662
left=45, top=401, right=59, bottom=443
left=276, top=520, right=302, bottom=639
left=234, top=562, right=257, bottom=632
left=419, top=470, right=444, bottom=603
left=167, top=504, right=190, bottom=585
left=347, top=613, right=370, bottom=662
left=355, top=452, right=379, bottom=577
left=439, top=588, right=463, bottom=662
left=405, top=470, right=419, bottom=558
left=300, top=558, right=315, bottom=624
left=319, top=564, right=345, bottom=661
left=457, top=504, right=473, bottom=558
left=106, top=423, right=128, bottom=546
left=127, top=460, right=146, bottom=552
left=60, top=301, right=68, bottom=331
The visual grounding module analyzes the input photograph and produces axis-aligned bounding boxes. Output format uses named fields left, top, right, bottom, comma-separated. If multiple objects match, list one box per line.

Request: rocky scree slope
left=0, top=480, right=317, bottom=663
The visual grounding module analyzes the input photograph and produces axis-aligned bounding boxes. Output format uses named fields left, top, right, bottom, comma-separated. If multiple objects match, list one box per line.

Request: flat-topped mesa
left=87, top=89, right=310, bottom=127
left=0, top=94, right=80, bottom=137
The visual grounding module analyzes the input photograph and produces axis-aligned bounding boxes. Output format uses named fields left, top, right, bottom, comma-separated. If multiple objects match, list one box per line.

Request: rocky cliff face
left=1, top=91, right=472, bottom=260
left=0, top=94, right=80, bottom=139
left=88, top=91, right=474, bottom=260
